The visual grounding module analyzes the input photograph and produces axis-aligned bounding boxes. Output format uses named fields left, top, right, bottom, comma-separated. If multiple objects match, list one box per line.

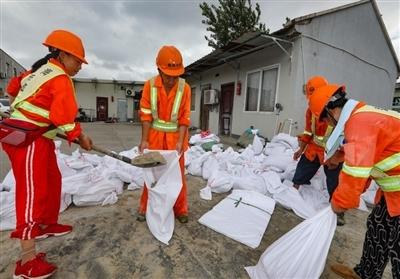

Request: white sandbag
left=252, top=135, right=264, bottom=155
left=202, top=155, right=220, bottom=180
left=273, top=181, right=317, bottom=219
left=199, top=190, right=275, bottom=249
left=57, top=157, right=78, bottom=177
left=189, top=133, right=220, bottom=145
left=207, top=170, right=233, bottom=194
left=361, top=181, right=378, bottom=206
left=262, top=154, right=294, bottom=172
left=260, top=171, right=285, bottom=195
left=187, top=152, right=210, bottom=176
left=245, top=206, right=336, bottom=279
left=269, top=133, right=298, bottom=150
left=0, top=170, right=15, bottom=192
left=184, top=145, right=205, bottom=167
left=0, top=191, right=16, bottom=231
left=144, top=151, right=182, bottom=245
left=199, top=186, right=212, bottom=200
left=232, top=173, right=267, bottom=195
left=60, top=192, right=72, bottom=212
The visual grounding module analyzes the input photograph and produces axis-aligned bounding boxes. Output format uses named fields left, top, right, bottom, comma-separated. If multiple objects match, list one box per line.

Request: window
left=393, top=96, right=400, bottom=112
left=245, top=66, right=279, bottom=112
left=191, top=87, right=196, bottom=111
left=13, top=67, right=17, bottom=77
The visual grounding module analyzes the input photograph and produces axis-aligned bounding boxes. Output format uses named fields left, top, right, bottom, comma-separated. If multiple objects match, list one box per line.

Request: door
left=220, top=83, right=235, bottom=135
left=96, top=97, right=108, bottom=121
left=200, top=84, right=211, bottom=131
left=117, top=98, right=127, bottom=122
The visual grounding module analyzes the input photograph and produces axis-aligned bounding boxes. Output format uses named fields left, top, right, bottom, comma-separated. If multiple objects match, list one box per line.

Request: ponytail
left=31, top=48, right=60, bottom=73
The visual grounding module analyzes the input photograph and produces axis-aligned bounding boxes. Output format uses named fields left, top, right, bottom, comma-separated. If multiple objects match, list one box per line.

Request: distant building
left=393, top=82, right=400, bottom=112
left=0, top=49, right=26, bottom=97
left=185, top=0, right=400, bottom=139
left=73, top=78, right=144, bottom=122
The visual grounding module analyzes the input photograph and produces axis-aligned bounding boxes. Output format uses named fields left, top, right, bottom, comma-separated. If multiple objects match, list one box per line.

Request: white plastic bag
left=245, top=206, right=336, bottom=279
left=144, top=151, right=182, bottom=245
left=199, top=190, right=275, bottom=249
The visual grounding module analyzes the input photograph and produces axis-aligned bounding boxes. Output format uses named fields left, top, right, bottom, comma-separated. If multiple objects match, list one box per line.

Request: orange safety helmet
left=308, top=84, right=345, bottom=118
left=43, top=29, right=88, bottom=64
left=156, top=45, right=184, bottom=77
left=305, top=76, right=328, bottom=98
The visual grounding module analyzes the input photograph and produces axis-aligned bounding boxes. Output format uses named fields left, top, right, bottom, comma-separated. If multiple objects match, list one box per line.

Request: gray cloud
left=1, top=0, right=398, bottom=82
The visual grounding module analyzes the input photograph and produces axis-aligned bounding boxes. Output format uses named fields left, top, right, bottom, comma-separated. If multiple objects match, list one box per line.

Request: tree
left=200, top=0, right=268, bottom=49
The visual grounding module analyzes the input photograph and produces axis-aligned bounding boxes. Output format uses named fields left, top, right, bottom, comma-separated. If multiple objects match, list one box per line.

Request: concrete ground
left=0, top=123, right=393, bottom=278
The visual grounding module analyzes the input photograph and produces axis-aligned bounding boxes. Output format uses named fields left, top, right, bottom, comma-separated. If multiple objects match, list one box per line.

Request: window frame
left=243, top=64, right=280, bottom=114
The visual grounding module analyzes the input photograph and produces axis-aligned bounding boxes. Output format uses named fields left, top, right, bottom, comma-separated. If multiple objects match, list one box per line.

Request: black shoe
left=177, top=215, right=188, bottom=223
left=137, top=213, right=146, bottom=222
left=337, top=213, right=345, bottom=226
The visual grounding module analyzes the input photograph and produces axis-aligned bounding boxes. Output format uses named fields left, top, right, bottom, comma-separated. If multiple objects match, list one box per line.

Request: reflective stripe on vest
left=311, top=115, right=333, bottom=147
left=140, top=107, right=152, bottom=114
left=149, top=77, right=185, bottom=132
left=342, top=105, right=400, bottom=192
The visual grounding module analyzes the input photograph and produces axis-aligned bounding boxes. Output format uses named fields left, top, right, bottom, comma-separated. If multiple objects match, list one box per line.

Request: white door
left=117, top=98, right=127, bottom=122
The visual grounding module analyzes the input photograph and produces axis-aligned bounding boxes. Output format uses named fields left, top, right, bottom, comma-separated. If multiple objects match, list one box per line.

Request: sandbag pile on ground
left=189, top=133, right=334, bottom=220
left=0, top=141, right=145, bottom=231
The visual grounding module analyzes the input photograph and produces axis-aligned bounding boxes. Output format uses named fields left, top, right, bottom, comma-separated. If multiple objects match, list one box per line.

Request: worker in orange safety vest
left=137, top=45, right=191, bottom=224
left=308, top=83, right=400, bottom=279
left=2, top=29, right=93, bottom=279
left=292, top=76, right=345, bottom=225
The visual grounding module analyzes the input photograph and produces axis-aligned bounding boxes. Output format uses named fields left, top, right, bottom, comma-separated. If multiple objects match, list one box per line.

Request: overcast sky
left=1, top=0, right=399, bottom=81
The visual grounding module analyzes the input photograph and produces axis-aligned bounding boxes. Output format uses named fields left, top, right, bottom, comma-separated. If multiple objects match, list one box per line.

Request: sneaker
left=136, top=213, right=146, bottom=222
left=177, top=215, right=189, bottom=224
left=337, top=213, right=345, bottom=226
left=331, top=263, right=360, bottom=279
left=35, top=224, right=72, bottom=240
left=14, top=253, right=56, bottom=279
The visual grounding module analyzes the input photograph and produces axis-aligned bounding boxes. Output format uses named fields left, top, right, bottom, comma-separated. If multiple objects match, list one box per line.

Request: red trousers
left=139, top=155, right=188, bottom=216
left=2, top=137, right=61, bottom=240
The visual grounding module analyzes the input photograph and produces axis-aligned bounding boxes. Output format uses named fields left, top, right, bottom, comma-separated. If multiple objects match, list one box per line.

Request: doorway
left=117, top=98, right=127, bottom=122
left=96, top=97, right=108, bottom=121
left=219, top=82, right=235, bottom=135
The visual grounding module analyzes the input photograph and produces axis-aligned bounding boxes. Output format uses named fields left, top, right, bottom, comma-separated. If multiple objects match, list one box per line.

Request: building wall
left=187, top=45, right=298, bottom=140
left=0, top=49, right=25, bottom=97
left=73, top=80, right=143, bottom=121
left=295, top=1, right=398, bottom=108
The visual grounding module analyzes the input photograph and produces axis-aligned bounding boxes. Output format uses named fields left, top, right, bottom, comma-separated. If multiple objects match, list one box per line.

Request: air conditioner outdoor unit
left=125, top=89, right=133, bottom=97
left=203, top=89, right=218, bottom=105
left=0, top=72, right=6, bottom=79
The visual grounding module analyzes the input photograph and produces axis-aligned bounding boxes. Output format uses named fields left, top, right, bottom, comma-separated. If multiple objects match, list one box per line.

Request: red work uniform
left=138, top=75, right=191, bottom=216
left=2, top=58, right=81, bottom=240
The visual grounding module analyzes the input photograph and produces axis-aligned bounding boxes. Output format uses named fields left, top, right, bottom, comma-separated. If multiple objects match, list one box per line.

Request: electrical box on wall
left=203, top=89, right=218, bottom=105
